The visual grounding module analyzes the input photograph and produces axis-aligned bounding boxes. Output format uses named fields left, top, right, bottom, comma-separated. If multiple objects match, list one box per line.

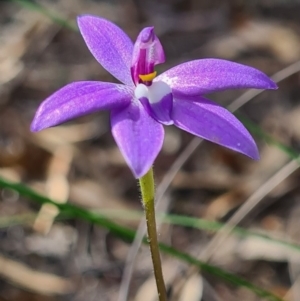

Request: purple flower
left=31, top=15, right=277, bottom=178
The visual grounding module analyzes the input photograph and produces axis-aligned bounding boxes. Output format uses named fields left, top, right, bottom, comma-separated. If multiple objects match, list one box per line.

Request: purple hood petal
left=131, top=27, right=165, bottom=85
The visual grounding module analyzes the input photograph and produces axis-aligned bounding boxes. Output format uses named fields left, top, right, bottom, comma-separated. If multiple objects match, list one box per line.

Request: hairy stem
left=139, top=168, right=167, bottom=301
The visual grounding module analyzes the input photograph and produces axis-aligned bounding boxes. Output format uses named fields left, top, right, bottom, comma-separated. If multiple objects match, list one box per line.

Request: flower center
left=134, top=81, right=173, bottom=125
left=134, top=81, right=172, bottom=104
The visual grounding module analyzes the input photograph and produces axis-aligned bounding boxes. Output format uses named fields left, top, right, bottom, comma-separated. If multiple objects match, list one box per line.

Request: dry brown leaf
left=207, top=20, right=300, bottom=63
left=0, top=9, right=51, bottom=85
left=237, top=235, right=300, bottom=262
left=178, top=274, right=203, bottom=301
left=287, top=203, right=300, bottom=301
left=25, top=224, right=77, bottom=258
left=0, top=254, right=74, bottom=295
left=134, top=261, right=180, bottom=301
left=34, top=146, right=73, bottom=234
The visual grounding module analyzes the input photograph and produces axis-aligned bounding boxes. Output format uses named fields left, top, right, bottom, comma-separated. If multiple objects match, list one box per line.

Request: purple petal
left=172, top=95, right=259, bottom=159
left=77, top=15, right=133, bottom=86
left=156, top=59, right=277, bottom=96
left=131, top=27, right=165, bottom=85
left=31, top=81, right=133, bottom=131
left=111, top=102, right=164, bottom=178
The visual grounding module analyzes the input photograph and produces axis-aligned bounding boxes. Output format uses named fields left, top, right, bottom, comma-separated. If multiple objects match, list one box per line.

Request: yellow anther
left=139, top=71, right=157, bottom=82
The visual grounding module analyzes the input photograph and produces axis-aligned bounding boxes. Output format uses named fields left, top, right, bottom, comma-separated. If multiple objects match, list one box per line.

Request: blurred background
left=1, top=0, right=300, bottom=300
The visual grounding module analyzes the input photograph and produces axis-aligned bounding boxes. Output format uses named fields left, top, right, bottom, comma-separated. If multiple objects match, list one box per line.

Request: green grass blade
left=159, top=244, right=282, bottom=301
left=0, top=213, right=36, bottom=228
left=91, top=208, right=300, bottom=253
left=3, top=207, right=297, bottom=258
left=10, top=0, right=77, bottom=31
left=0, top=176, right=283, bottom=301
left=161, top=213, right=300, bottom=253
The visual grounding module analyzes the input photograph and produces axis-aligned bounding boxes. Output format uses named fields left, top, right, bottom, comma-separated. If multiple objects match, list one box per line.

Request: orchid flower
left=31, top=15, right=277, bottom=178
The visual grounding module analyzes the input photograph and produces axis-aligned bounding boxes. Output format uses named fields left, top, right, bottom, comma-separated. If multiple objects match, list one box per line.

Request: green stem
left=139, top=168, right=167, bottom=301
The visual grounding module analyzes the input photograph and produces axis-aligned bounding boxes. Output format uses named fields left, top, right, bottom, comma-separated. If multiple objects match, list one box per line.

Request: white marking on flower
left=134, top=81, right=172, bottom=104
